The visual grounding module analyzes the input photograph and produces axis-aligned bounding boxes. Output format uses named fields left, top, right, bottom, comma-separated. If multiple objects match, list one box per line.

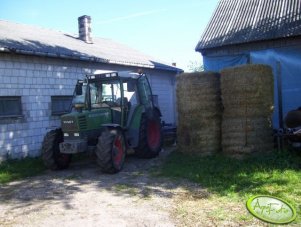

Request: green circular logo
left=246, top=195, right=296, bottom=224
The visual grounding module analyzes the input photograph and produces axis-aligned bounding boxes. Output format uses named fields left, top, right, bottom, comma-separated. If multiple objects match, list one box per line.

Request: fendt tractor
left=41, top=71, right=163, bottom=173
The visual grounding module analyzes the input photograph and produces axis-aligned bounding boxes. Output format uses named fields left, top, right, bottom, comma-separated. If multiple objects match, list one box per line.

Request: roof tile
left=0, top=20, right=181, bottom=72
left=196, top=0, right=301, bottom=51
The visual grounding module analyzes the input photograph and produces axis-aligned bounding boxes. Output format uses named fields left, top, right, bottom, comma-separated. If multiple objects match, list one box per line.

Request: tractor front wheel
left=135, top=112, right=163, bottom=158
left=42, top=129, right=72, bottom=170
left=95, top=128, right=126, bottom=173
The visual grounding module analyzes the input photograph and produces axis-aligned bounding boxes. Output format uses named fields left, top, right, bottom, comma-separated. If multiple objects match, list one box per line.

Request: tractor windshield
left=72, top=77, right=139, bottom=112
left=72, top=79, right=124, bottom=110
left=90, top=80, right=122, bottom=108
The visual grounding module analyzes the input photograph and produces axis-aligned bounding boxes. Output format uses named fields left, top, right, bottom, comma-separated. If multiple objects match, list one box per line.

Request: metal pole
left=277, top=61, right=283, bottom=150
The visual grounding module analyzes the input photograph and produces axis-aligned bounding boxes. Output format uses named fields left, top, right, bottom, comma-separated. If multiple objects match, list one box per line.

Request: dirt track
left=0, top=148, right=196, bottom=227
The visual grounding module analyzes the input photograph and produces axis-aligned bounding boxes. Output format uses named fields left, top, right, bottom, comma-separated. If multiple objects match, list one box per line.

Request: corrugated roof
left=196, top=0, right=301, bottom=51
left=0, top=20, right=182, bottom=72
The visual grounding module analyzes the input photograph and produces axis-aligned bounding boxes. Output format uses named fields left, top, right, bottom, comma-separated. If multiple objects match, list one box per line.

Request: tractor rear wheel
left=135, top=112, right=163, bottom=158
left=42, top=128, right=72, bottom=170
left=95, top=128, right=126, bottom=173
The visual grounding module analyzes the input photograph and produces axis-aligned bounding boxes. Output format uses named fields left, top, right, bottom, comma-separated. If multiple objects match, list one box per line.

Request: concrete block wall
left=0, top=54, right=84, bottom=160
left=0, top=53, right=177, bottom=161
left=149, top=72, right=176, bottom=125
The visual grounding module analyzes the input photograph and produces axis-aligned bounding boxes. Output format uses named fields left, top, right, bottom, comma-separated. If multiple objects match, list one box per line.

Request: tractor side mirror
left=75, top=83, right=83, bottom=95
left=127, top=81, right=136, bottom=92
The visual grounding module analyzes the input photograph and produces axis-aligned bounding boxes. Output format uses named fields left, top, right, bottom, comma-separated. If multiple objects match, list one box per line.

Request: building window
left=51, top=96, right=72, bottom=116
left=0, top=96, right=22, bottom=118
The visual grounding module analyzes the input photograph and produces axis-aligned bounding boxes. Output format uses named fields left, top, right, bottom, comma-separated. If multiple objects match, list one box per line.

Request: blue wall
left=204, top=54, right=249, bottom=71
left=203, top=47, right=301, bottom=129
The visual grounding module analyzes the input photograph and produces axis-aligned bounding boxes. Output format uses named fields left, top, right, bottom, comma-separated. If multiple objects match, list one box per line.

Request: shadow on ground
left=0, top=146, right=206, bottom=210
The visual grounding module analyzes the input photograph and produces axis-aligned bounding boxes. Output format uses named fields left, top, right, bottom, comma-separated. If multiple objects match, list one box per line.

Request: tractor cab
left=72, top=71, right=141, bottom=127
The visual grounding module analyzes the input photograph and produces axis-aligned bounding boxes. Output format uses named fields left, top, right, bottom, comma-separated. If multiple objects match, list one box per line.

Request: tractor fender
left=153, top=107, right=162, bottom=117
left=101, top=124, right=126, bottom=140
left=101, top=123, right=123, bottom=130
left=100, top=124, right=127, bottom=149
left=126, top=105, right=162, bottom=148
left=144, top=107, right=161, bottom=119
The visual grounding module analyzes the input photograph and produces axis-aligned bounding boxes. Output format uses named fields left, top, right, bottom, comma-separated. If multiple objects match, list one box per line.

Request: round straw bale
left=221, top=64, right=274, bottom=111
left=223, top=106, right=274, bottom=118
left=221, top=64, right=273, bottom=85
left=220, top=64, right=274, bottom=156
left=176, top=72, right=222, bottom=154
left=222, top=94, right=273, bottom=105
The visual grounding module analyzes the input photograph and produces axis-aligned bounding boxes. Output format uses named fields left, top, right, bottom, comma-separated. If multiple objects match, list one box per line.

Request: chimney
left=78, top=15, right=93, bottom=44
left=172, top=62, right=176, bottom=67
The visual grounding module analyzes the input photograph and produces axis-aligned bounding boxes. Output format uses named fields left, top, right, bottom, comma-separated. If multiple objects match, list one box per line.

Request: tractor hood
left=61, top=108, right=112, bottom=132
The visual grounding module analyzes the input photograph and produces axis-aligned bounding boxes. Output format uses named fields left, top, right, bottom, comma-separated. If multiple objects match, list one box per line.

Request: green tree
left=187, top=60, right=204, bottom=72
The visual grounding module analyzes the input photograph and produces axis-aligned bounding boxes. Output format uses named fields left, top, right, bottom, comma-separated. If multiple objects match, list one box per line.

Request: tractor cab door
left=99, top=81, right=124, bottom=125
left=137, top=75, right=153, bottom=110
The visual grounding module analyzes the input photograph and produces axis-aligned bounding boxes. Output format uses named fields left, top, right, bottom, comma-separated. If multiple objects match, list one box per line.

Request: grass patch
left=0, top=158, right=46, bottom=184
left=159, top=149, right=301, bottom=224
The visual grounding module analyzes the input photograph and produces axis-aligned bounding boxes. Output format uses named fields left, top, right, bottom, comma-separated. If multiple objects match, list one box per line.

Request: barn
left=0, top=15, right=182, bottom=160
left=195, top=0, right=301, bottom=129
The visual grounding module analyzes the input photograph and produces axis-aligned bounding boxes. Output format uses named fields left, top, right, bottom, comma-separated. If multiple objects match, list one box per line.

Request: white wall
left=147, top=71, right=176, bottom=125
left=0, top=53, right=177, bottom=160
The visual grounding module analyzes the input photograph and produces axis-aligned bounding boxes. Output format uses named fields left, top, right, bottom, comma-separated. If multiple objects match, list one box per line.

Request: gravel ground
left=0, top=147, right=194, bottom=227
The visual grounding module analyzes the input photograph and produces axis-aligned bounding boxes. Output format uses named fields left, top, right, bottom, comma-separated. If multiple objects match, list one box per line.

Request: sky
left=0, top=0, right=219, bottom=71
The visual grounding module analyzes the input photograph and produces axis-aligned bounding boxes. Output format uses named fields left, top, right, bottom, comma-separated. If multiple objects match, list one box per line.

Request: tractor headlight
left=64, top=133, right=69, bottom=137
left=74, top=133, right=80, bottom=137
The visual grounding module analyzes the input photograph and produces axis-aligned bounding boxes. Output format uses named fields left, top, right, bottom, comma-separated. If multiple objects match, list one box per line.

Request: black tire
left=41, top=129, right=72, bottom=170
left=134, top=112, right=163, bottom=158
left=95, top=128, right=126, bottom=174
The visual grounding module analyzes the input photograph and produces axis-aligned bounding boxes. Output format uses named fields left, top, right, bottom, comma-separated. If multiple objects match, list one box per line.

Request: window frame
left=0, top=96, right=23, bottom=118
left=51, top=96, right=73, bottom=116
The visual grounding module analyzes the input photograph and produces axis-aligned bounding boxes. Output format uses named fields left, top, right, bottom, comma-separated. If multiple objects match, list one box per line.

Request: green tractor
left=41, top=71, right=163, bottom=173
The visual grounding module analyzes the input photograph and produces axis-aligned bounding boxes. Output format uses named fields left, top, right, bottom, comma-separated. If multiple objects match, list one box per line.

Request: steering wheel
left=103, top=101, right=118, bottom=107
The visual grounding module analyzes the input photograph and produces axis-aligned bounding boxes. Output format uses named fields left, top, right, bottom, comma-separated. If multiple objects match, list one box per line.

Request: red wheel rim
left=147, top=120, right=160, bottom=149
left=113, top=136, right=124, bottom=167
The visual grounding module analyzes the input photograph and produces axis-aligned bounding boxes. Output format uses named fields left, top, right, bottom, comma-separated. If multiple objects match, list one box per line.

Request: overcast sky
left=0, top=0, right=219, bottom=71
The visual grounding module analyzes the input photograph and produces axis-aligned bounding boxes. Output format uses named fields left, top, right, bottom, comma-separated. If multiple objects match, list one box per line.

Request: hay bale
left=177, top=72, right=222, bottom=154
left=223, top=106, right=274, bottom=118
left=220, top=64, right=274, bottom=156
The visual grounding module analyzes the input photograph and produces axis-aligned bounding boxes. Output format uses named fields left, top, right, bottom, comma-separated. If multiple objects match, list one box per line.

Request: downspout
left=277, top=61, right=283, bottom=129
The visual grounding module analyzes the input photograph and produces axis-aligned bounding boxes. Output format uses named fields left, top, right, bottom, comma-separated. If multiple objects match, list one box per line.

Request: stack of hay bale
left=176, top=72, right=222, bottom=155
left=220, top=64, right=274, bottom=155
